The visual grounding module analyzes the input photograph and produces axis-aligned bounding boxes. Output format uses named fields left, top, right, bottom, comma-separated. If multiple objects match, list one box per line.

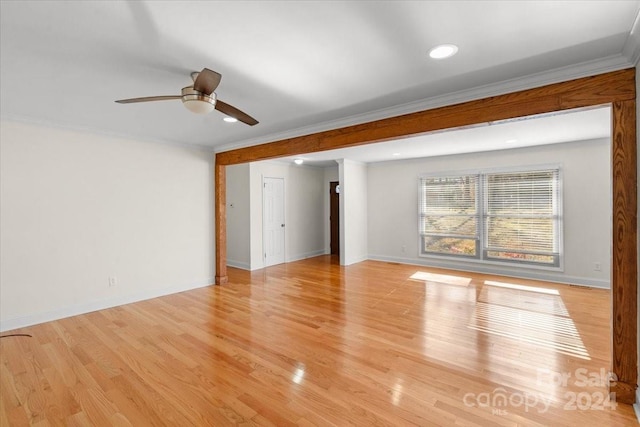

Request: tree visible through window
left=419, top=167, right=561, bottom=267
left=419, top=175, right=479, bottom=257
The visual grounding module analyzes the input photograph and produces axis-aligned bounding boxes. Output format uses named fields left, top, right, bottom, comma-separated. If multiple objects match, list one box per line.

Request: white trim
left=633, top=389, right=640, bottom=422
left=622, top=8, right=640, bottom=66
left=367, top=254, right=610, bottom=289
left=0, top=278, right=215, bottom=333
left=227, top=260, right=251, bottom=270
left=247, top=252, right=327, bottom=272
left=343, top=254, right=369, bottom=267
left=286, top=249, right=326, bottom=263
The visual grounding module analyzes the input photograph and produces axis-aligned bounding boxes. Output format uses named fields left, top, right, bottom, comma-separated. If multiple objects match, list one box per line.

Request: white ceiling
left=0, top=1, right=637, bottom=161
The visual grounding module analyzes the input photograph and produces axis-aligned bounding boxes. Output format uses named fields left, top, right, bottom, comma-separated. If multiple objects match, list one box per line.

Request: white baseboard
left=227, top=259, right=251, bottom=270
left=0, top=277, right=215, bottom=333
left=367, top=254, right=610, bottom=289
left=248, top=250, right=327, bottom=271
left=634, top=389, right=640, bottom=423
left=286, top=249, right=326, bottom=263
left=344, top=254, right=369, bottom=266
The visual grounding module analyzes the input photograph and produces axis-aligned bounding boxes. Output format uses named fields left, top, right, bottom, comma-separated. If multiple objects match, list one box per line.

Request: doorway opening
left=330, top=181, right=340, bottom=256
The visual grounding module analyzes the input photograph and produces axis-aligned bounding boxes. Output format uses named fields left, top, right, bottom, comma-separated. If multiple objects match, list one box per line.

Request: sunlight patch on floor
left=468, top=283, right=590, bottom=360
left=484, top=280, right=559, bottom=295
left=409, top=271, right=472, bottom=287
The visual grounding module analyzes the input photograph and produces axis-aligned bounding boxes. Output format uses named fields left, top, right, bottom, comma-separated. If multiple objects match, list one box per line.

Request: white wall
left=226, top=163, right=251, bottom=270
left=0, top=121, right=215, bottom=331
left=248, top=160, right=326, bottom=270
left=287, top=164, right=325, bottom=260
left=339, top=159, right=368, bottom=265
left=367, top=138, right=611, bottom=288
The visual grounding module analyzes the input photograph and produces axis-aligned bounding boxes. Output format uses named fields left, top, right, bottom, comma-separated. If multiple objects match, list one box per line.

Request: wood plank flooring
left=1, top=256, right=637, bottom=426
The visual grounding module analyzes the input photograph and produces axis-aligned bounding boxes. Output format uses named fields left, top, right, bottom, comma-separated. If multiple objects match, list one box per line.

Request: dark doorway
left=330, top=181, right=340, bottom=255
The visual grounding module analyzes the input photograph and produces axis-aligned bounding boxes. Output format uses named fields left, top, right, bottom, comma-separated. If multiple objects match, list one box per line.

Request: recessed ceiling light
left=429, top=44, right=458, bottom=59
left=223, top=117, right=238, bottom=123
left=505, top=138, right=518, bottom=144
left=392, top=152, right=401, bottom=156
left=294, top=158, right=304, bottom=165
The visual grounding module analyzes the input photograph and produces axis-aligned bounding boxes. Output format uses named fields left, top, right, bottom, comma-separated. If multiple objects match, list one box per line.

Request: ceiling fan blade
left=115, top=95, right=181, bottom=104
left=215, top=100, right=259, bottom=126
left=193, top=68, right=221, bottom=95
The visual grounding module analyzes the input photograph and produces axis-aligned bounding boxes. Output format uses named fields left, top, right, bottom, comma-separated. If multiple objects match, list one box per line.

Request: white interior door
left=263, top=177, right=285, bottom=267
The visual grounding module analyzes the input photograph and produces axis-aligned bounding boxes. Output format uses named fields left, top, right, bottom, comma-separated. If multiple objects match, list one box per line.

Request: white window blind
left=419, top=167, right=561, bottom=267
left=484, top=169, right=559, bottom=265
left=419, top=175, right=479, bottom=257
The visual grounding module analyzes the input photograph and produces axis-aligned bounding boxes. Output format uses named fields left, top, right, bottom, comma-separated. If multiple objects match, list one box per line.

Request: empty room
left=1, top=1, right=639, bottom=426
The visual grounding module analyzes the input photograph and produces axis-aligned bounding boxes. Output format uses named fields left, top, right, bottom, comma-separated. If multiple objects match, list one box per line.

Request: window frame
left=418, top=164, right=563, bottom=270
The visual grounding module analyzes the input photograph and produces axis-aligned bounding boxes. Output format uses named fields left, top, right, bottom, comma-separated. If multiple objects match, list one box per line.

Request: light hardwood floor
left=1, top=256, right=637, bottom=426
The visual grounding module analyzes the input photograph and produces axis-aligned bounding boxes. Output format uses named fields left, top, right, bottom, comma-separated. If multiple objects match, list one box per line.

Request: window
left=419, top=167, right=561, bottom=268
left=419, top=175, right=479, bottom=257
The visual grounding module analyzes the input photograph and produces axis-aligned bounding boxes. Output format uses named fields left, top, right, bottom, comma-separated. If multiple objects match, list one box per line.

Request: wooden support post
left=215, top=158, right=228, bottom=285
left=610, top=99, right=638, bottom=403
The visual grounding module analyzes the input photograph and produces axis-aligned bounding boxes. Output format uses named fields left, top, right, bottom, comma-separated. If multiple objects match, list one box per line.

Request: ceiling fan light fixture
left=181, top=86, right=217, bottom=114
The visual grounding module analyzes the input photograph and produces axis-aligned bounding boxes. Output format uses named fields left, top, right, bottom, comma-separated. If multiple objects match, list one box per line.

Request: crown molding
left=622, top=8, right=640, bottom=66
left=214, top=55, right=634, bottom=155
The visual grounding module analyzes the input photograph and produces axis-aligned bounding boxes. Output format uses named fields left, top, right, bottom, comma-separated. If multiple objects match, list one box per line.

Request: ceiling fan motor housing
left=181, top=86, right=217, bottom=114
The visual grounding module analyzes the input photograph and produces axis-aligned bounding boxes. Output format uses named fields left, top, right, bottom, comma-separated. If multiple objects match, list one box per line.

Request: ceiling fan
left=115, top=68, right=258, bottom=126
